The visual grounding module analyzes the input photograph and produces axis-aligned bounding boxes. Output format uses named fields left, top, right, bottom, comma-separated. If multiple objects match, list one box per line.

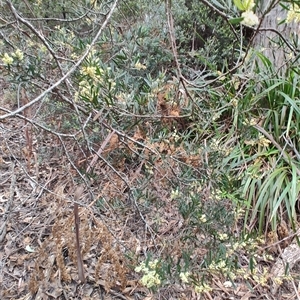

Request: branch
left=0, top=0, right=119, bottom=120
left=258, top=27, right=299, bottom=55
left=6, top=0, right=70, bottom=91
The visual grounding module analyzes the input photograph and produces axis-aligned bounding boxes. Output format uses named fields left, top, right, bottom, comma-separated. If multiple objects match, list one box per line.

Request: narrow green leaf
left=278, top=91, right=300, bottom=115
left=233, top=0, right=245, bottom=11
left=210, top=0, right=226, bottom=10
left=229, top=17, right=244, bottom=24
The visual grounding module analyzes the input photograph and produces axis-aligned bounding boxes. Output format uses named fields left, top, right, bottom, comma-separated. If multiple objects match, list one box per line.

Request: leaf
left=210, top=0, right=226, bottom=10
left=233, top=0, right=254, bottom=11
left=229, top=17, right=244, bottom=24
left=278, top=91, right=300, bottom=115
left=233, top=0, right=246, bottom=11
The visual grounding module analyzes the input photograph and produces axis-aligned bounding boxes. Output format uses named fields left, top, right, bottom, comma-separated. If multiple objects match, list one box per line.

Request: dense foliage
left=1, top=0, right=300, bottom=298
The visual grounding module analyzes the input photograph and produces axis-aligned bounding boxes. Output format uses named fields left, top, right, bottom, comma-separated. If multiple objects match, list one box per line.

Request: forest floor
left=1, top=81, right=300, bottom=300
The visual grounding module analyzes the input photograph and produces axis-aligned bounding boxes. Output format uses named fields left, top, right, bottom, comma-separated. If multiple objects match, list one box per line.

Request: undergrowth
left=1, top=0, right=300, bottom=299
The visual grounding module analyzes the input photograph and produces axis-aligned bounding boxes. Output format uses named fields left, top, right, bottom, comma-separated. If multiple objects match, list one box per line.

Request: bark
left=253, top=2, right=300, bottom=71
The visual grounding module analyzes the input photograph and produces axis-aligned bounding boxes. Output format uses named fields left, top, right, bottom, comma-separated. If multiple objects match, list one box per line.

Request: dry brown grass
left=28, top=202, right=129, bottom=296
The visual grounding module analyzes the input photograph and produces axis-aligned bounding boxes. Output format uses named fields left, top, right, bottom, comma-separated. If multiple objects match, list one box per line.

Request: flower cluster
left=170, top=188, right=179, bottom=200
left=241, top=10, right=259, bottom=26
left=2, top=53, right=13, bottom=65
left=218, top=233, right=229, bottom=241
left=76, top=59, right=116, bottom=103
left=210, top=138, right=232, bottom=156
left=286, top=4, right=300, bottom=23
left=13, top=49, right=24, bottom=60
left=134, top=61, right=147, bottom=70
left=179, top=271, right=213, bottom=295
left=194, top=283, right=212, bottom=293
left=244, top=135, right=271, bottom=148
left=234, top=0, right=259, bottom=26
left=81, top=66, right=97, bottom=79
left=199, top=214, right=207, bottom=223
left=135, top=259, right=162, bottom=288
left=179, top=271, right=190, bottom=283
left=1, top=49, right=24, bottom=66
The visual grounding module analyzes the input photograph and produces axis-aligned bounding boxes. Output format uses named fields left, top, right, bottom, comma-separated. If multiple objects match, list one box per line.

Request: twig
left=291, top=278, right=300, bottom=300
left=86, top=130, right=116, bottom=173
left=74, top=185, right=85, bottom=283
left=24, top=12, right=89, bottom=23
left=258, top=27, right=298, bottom=55
left=6, top=0, right=72, bottom=93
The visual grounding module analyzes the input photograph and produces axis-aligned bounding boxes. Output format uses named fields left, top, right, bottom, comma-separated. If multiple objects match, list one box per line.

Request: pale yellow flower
left=241, top=10, right=259, bottom=26
left=81, top=66, right=97, bottom=78
left=179, top=272, right=190, bottom=283
left=2, top=53, right=13, bottom=65
left=13, top=49, right=24, bottom=60
left=217, top=70, right=226, bottom=81
left=108, top=78, right=116, bottom=88
left=231, top=98, right=238, bottom=107
left=218, top=233, right=229, bottom=241
left=135, top=62, right=147, bottom=70
left=249, top=118, right=258, bottom=126
left=194, top=283, right=212, bottom=294
left=286, top=4, right=300, bottom=23
left=171, top=189, right=179, bottom=199
left=253, top=267, right=269, bottom=286
left=199, top=214, right=207, bottom=223
left=135, top=259, right=161, bottom=288
left=134, top=262, right=146, bottom=273
left=28, top=40, right=35, bottom=48
left=140, top=271, right=161, bottom=288
left=258, top=136, right=271, bottom=147
left=74, top=91, right=79, bottom=102
left=70, top=53, right=78, bottom=60
left=273, top=276, right=283, bottom=285
left=287, top=52, right=294, bottom=59
left=217, top=260, right=227, bottom=270
left=232, top=76, right=240, bottom=90
left=148, top=259, right=159, bottom=269
left=79, top=80, right=92, bottom=98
